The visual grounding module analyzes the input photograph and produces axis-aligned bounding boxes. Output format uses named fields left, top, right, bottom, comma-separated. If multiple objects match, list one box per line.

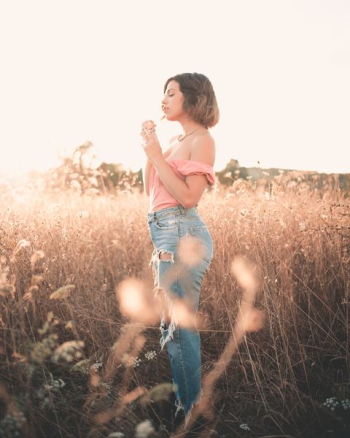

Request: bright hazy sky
left=0, top=0, right=349, bottom=175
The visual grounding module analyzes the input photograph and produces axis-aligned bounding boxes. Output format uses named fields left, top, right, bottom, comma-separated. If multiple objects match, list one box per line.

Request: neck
left=178, top=117, right=206, bottom=135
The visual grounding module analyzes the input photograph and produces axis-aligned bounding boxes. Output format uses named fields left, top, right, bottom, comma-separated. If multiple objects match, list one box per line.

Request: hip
left=147, top=205, right=213, bottom=264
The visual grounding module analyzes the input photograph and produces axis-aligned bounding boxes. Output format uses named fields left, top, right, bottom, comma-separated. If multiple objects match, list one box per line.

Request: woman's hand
left=141, top=120, right=164, bottom=165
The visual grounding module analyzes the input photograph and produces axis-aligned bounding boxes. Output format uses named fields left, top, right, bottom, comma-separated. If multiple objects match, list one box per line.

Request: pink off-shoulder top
left=149, top=158, right=215, bottom=212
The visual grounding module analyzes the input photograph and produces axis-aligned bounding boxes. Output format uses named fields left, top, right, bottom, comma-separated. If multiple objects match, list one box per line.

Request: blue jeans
left=147, top=205, right=213, bottom=415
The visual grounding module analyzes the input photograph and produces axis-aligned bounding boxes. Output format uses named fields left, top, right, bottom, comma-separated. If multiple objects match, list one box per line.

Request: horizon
left=1, top=148, right=348, bottom=181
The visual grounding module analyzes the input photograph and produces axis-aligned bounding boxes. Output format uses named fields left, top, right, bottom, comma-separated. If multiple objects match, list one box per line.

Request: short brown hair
left=164, top=73, right=220, bottom=128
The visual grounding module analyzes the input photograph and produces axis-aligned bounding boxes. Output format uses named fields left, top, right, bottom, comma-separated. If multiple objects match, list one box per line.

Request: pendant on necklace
left=178, top=128, right=199, bottom=142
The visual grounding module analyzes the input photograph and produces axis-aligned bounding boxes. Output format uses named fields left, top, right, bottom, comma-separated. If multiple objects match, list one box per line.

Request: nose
left=162, top=95, right=168, bottom=105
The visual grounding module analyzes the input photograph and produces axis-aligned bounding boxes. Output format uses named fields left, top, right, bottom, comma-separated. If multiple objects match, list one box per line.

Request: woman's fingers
left=142, top=131, right=158, bottom=145
left=141, top=120, right=156, bottom=140
left=142, top=120, right=156, bottom=130
left=141, top=119, right=163, bottom=163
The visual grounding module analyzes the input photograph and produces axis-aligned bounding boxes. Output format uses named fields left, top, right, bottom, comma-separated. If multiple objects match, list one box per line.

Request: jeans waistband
left=147, top=205, right=198, bottom=222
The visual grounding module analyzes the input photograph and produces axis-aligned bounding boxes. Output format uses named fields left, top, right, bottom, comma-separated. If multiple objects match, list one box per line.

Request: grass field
left=0, top=175, right=349, bottom=437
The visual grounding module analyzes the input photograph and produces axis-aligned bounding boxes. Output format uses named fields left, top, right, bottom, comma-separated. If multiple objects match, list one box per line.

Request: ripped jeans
left=147, top=205, right=213, bottom=416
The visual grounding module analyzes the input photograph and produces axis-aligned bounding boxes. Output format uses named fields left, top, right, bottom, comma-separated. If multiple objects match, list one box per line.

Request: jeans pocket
left=154, top=216, right=178, bottom=230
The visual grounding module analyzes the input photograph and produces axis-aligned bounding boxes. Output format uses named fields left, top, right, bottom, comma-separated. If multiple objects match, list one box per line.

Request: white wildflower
left=323, top=397, right=339, bottom=411
left=341, top=398, right=350, bottom=410
left=131, top=357, right=141, bottom=368
left=239, top=423, right=251, bottom=431
left=43, top=378, right=65, bottom=392
left=90, top=361, right=103, bottom=372
left=52, top=340, right=84, bottom=363
left=145, top=350, right=157, bottom=361
left=122, top=354, right=141, bottom=368
left=135, top=419, right=155, bottom=438
left=37, top=373, right=66, bottom=410
left=52, top=378, right=65, bottom=389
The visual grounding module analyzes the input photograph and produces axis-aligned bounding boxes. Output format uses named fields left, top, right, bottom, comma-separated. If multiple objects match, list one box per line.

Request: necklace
left=177, top=128, right=200, bottom=142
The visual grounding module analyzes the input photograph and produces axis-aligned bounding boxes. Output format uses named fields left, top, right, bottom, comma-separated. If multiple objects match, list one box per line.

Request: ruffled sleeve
left=167, top=159, right=215, bottom=186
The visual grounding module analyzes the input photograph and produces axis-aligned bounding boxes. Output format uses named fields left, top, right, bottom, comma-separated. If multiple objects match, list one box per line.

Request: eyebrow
left=166, top=88, right=176, bottom=93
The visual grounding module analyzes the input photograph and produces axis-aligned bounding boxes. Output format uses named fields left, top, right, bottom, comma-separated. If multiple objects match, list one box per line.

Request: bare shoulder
left=162, top=134, right=178, bottom=159
left=189, top=131, right=215, bottom=166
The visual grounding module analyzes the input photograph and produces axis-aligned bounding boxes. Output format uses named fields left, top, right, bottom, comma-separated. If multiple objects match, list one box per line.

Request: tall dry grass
left=0, top=174, right=349, bottom=437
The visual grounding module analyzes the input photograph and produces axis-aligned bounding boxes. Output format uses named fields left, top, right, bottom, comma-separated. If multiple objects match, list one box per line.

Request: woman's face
left=161, top=80, right=185, bottom=121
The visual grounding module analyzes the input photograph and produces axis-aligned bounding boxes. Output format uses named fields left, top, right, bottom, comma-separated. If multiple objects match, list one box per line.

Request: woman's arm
left=149, top=135, right=215, bottom=208
left=143, top=136, right=176, bottom=196
left=143, top=159, right=152, bottom=196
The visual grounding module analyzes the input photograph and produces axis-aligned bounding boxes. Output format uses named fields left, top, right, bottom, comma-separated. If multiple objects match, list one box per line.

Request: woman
left=141, top=72, right=219, bottom=425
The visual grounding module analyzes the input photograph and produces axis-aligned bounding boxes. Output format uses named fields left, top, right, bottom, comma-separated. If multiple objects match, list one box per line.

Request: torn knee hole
left=159, top=251, right=174, bottom=261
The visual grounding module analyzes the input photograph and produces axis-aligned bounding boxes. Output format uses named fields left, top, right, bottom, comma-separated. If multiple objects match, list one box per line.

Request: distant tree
left=96, top=162, right=143, bottom=193
left=46, top=141, right=100, bottom=192
left=216, top=159, right=248, bottom=185
left=97, top=162, right=127, bottom=191
left=215, top=158, right=350, bottom=194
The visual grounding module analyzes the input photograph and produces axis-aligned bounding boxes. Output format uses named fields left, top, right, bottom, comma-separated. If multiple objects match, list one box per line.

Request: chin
left=166, top=114, right=178, bottom=122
